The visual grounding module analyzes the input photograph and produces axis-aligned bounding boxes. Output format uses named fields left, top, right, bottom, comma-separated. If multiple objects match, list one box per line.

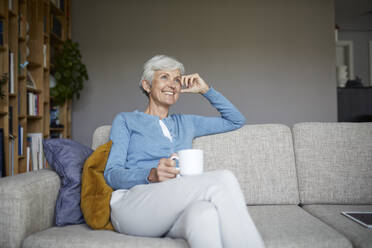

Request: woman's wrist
left=200, top=85, right=210, bottom=94
left=147, top=168, right=158, bottom=183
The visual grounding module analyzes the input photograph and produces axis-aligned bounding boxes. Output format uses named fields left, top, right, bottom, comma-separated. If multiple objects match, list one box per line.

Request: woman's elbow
left=103, top=168, right=114, bottom=189
left=235, top=114, right=246, bottom=128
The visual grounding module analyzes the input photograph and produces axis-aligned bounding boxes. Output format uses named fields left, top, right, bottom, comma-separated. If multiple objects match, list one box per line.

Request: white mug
left=171, top=149, right=204, bottom=176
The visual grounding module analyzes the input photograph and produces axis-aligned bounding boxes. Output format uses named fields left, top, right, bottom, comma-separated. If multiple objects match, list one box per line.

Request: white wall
left=339, top=31, right=372, bottom=86
left=71, top=0, right=337, bottom=146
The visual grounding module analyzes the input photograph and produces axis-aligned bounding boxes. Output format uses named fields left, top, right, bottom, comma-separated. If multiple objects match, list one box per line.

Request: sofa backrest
left=293, top=122, right=372, bottom=204
left=92, top=124, right=300, bottom=205
left=193, top=124, right=300, bottom=205
left=92, top=125, right=111, bottom=150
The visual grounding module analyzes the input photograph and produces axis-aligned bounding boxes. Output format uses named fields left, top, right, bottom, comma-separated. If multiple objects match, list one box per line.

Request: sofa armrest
left=0, top=169, right=60, bottom=248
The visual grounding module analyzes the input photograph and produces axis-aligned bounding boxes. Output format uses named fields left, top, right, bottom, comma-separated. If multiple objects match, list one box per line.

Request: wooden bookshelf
left=0, top=0, right=71, bottom=177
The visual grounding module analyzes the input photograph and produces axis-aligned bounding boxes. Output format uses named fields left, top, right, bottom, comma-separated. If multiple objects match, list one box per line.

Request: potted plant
left=51, top=39, right=88, bottom=105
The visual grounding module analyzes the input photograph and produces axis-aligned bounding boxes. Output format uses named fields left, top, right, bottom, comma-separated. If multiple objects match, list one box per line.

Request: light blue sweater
left=104, top=87, right=246, bottom=190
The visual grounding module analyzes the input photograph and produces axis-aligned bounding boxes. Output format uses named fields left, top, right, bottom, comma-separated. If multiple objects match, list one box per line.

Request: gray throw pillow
left=43, top=138, right=93, bottom=226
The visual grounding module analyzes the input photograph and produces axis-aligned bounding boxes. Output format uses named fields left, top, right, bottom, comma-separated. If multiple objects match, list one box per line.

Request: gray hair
left=139, top=55, right=185, bottom=96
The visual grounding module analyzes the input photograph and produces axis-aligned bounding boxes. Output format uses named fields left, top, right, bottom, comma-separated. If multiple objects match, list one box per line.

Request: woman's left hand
left=181, top=73, right=210, bottom=94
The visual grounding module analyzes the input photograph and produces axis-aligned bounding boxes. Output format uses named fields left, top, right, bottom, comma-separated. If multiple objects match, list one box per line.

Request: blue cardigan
left=104, top=87, right=246, bottom=190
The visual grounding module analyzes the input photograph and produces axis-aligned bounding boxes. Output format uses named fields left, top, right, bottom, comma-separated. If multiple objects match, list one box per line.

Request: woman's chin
left=163, top=97, right=179, bottom=106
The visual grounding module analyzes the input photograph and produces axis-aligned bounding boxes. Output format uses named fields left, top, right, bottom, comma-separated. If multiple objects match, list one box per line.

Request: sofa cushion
left=91, top=125, right=111, bottom=150
left=81, top=140, right=114, bottom=230
left=303, top=204, right=372, bottom=248
left=248, top=205, right=352, bottom=248
left=293, top=122, right=372, bottom=204
left=22, top=224, right=188, bottom=248
left=193, top=124, right=300, bottom=205
left=43, top=139, right=93, bottom=226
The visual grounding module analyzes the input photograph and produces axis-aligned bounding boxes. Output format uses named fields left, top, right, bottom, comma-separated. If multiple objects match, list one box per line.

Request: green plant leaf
left=55, top=72, right=61, bottom=80
left=52, top=39, right=88, bottom=104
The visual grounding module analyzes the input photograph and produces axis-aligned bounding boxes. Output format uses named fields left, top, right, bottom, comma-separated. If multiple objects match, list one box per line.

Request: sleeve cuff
left=144, top=167, right=155, bottom=184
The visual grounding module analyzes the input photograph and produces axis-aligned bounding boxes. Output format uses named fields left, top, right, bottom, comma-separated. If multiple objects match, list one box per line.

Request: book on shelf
left=50, top=132, right=63, bottom=139
left=9, top=138, right=15, bottom=176
left=0, top=128, right=5, bottom=177
left=8, top=106, right=13, bottom=135
left=43, top=44, right=47, bottom=68
left=27, top=133, right=43, bottom=170
left=9, top=52, right=15, bottom=94
left=60, top=0, right=65, bottom=11
left=43, top=15, right=47, bottom=33
left=51, top=15, right=62, bottom=38
left=8, top=0, right=13, bottom=11
left=26, top=146, right=30, bottom=172
left=0, top=20, right=3, bottom=46
left=18, top=125, right=23, bottom=156
left=18, top=88, right=20, bottom=114
left=27, top=92, right=39, bottom=116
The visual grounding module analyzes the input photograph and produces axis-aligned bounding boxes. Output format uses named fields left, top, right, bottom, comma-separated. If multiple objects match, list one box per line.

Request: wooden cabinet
left=0, top=0, right=71, bottom=177
left=337, top=87, right=372, bottom=122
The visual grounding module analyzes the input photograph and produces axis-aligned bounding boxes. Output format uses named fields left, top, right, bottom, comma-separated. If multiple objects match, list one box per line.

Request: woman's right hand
left=148, top=154, right=179, bottom=183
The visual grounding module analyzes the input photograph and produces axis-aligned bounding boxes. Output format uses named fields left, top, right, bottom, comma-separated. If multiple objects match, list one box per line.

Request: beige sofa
left=0, top=122, right=371, bottom=248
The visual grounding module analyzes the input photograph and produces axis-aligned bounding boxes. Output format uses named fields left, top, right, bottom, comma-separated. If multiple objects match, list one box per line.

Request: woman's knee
left=211, top=169, right=238, bottom=185
left=184, top=201, right=219, bottom=229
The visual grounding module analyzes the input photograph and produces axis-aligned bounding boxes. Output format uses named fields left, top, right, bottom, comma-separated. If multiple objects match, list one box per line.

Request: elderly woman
left=104, top=55, right=265, bottom=248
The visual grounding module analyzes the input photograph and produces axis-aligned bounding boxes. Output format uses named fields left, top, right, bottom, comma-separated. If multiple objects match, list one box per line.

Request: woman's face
left=146, top=69, right=182, bottom=107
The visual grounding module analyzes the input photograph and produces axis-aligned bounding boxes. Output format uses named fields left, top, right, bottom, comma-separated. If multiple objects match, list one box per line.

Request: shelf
left=50, top=127, right=64, bottom=131
left=26, top=87, right=42, bottom=94
left=27, top=115, right=42, bottom=120
left=19, top=115, right=26, bottom=119
left=18, top=155, right=25, bottom=160
left=50, top=32, right=63, bottom=44
left=0, top=12, right=6, bottom=19
left=18, top=75, right=26, bottom=80
left=27, top=61, right=42, bottom=69
left=0, top=45, right=7, bottom=52
left=8, top=9, right=17, bottom=17
left=9, top=93, right=17, bottom=97
left=18, top=36, right=26, bottom=42
left=0, top=110, right=8, bottom=116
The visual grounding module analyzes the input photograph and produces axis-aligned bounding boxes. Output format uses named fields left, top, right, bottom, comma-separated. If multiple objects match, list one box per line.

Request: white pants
left=110, top=170, right=265, bottom=248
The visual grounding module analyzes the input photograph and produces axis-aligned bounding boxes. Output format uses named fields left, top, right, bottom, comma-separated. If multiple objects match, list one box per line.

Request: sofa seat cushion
left=22, top=224, right=188, bottom=248
left=303, top=204, right=372, bottom=248
left=248, top=205, right=352, bottom=248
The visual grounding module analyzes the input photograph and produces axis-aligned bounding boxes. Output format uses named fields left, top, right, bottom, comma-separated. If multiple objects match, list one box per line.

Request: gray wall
left=71, top=0, right=337, bottom=147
